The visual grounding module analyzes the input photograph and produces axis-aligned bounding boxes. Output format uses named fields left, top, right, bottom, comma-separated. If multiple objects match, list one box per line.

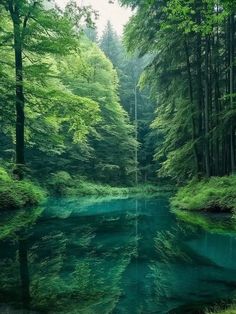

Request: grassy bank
left=46, top=171, right=173, bottom=197
left=172, top=176, right=236, bottom=212
left=0, top=168, right=45, bottom=210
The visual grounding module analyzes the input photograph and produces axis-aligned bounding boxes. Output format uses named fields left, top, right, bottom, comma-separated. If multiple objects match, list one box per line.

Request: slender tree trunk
left=213, top=30, right=220, bottom=176
left=10, top=3, right=25, bottom=180
left=229, top=14, right=235, bottom=173
left=184, top=38, right=200, bottom=176
left=195, top=0, right=204, bottom=175
left=204, top=35, right=210, bottom=177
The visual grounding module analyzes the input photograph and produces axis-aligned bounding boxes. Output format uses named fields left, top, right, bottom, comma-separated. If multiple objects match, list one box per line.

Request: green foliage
left=100, top=22, right=157, bottom=182
left=0, top=8, right=137, bottom=186
left=0, top=206, right=44, bottom=240
left=172, top=176, right=236, bottom=212
left=46, top=171, right=73, bottom=196
left=0, top=167, right=45, bottom=210
left=46, top=171, right=169, bottom=197
left=121, top=0, right=236, bottom=179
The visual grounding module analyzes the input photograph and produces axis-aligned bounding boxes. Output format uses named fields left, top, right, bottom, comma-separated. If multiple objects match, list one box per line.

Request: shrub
left=46, top=171, right=73, bottom=195
left=0, top=167, right=45, bottom=210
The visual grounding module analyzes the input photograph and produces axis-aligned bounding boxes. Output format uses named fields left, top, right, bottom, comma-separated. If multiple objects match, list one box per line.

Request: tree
left=100, top=22, right=157, bottom=182
left=120, top=0, right=236, bottom=181
left=0, top=0, right=92, bottom=179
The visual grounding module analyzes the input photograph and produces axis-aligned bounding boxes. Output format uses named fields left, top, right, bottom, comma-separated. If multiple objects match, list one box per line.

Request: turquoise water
left=0, top=195, right=236, bottom=313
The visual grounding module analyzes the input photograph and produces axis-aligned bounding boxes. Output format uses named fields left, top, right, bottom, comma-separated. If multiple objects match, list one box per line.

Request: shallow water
left=0, top=195, right=236, bottom=313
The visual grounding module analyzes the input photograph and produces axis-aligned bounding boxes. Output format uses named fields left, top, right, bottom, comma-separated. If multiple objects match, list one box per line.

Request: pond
left=0, top=195, right=236, bottom=313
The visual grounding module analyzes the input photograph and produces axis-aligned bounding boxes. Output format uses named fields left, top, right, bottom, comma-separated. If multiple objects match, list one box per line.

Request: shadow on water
left=0, top=195, right=236, bottom=313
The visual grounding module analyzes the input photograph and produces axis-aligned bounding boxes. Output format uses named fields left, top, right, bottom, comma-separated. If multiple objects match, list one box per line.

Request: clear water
left=0, top=195, right=236, bottom=314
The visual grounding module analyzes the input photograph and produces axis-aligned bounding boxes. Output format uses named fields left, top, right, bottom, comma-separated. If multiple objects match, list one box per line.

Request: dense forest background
left=0, top=0, right=235, bottom=191
left=120, top=0, right=236, bottom=182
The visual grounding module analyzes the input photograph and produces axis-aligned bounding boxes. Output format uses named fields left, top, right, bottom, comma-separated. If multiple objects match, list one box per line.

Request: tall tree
left=120, top=0, right=236, bottom=181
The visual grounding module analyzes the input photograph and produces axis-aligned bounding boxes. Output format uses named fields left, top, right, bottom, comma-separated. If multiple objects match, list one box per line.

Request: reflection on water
left=0, top=196, right=236, bottom=313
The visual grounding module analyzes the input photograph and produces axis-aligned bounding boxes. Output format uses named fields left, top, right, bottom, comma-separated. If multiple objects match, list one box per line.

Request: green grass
left=172, top=176, right=236, bottom=212
left=0, top=167, right=46, bottom=210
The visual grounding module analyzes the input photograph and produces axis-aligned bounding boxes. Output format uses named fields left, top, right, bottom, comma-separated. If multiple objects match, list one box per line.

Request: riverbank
left=0, top=168, right=172, bottom=210
left=172, top=176, right=236, bottom=213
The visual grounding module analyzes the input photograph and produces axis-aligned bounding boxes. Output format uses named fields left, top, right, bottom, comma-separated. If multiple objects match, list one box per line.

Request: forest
left=0, top=0, right=236, bottom=313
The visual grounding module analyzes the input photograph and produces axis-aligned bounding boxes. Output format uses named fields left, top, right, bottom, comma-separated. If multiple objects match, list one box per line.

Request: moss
left=172, top=176, right=236, bottom=212
left=0, top=167, right=46, bottom=210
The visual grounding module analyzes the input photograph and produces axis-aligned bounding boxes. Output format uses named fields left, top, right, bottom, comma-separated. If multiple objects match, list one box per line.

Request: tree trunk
left=184, top=37, right=200, bottom=176
left=194, top=0, right=204, bottom=175
left=10, top=2, right=25, bottom=180
left=229, top=14, right=235, bottom=173
left=204, top=35, right=210, bottom=177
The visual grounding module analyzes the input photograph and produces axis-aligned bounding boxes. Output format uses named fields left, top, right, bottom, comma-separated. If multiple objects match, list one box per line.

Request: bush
left=0, top=167, right=45, bottom=210
left=46, top=171, right=73, bottom=195
left=172, top=176, right=236, bottom=212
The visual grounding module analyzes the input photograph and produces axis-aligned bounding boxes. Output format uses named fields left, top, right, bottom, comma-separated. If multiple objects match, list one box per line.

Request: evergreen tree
left=120, top=0, right=236, bottom=181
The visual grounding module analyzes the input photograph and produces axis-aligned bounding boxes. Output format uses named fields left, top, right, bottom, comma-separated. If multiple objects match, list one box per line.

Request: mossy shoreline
left=171, top=176, right=236, bottom=213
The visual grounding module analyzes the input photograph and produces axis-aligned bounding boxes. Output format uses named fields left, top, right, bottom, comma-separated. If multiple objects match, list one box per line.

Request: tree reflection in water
left=0, top=196, right=236, bottom=313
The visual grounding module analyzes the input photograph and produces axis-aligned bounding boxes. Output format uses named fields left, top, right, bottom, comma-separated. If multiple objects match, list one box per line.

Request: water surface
left=0, top=195, right=236, bottom=313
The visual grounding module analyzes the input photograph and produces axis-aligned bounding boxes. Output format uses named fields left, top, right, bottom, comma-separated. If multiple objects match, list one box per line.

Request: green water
left=0, top=195, right=236, bottom=313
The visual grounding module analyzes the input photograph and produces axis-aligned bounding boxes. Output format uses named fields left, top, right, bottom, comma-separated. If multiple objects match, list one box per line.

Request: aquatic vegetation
left=172, top=176, right=236, bottom=212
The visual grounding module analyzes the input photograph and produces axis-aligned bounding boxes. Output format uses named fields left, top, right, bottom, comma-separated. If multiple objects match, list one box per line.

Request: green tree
left=120, top=0, right=236, bottom=181
left=0, top=0, right=93, bottom=178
